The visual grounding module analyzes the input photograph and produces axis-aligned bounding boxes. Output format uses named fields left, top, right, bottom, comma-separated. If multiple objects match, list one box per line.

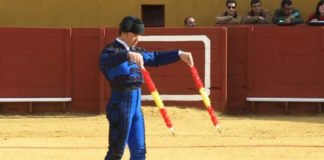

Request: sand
left=1, top=106, right=324, bottom=160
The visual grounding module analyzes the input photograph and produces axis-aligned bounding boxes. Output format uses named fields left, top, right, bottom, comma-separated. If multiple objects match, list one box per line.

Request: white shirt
left=116, top=38, right=131, bottom=51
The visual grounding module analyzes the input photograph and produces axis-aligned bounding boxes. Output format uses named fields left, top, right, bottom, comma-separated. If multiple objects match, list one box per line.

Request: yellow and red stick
left=190, top=66, right=221, bottom=133
left=141, top=68, right=175, bottom=135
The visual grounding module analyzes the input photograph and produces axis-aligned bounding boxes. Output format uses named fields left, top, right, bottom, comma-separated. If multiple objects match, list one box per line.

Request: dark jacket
left=99, top=40, right=180, bottom=91
left=272, top=8, right=304, bottom=24
left=215, top=12, right=242, bottom=24
left=243, top=8, right=272, bottom=24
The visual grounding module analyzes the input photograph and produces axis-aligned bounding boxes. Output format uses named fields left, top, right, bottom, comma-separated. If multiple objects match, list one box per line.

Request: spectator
left=215, top=0, right=242, bottom=24
left=184, top=16, right=197, bottom=27
left=272, top=0, right=304, bottom=25
left=243, top=0, right=272, bottom=24
left=306, top=0, right=324, bottom=23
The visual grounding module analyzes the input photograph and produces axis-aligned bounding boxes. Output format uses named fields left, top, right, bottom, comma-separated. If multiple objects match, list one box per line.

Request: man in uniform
left=99, top=16, right=194, bottom=160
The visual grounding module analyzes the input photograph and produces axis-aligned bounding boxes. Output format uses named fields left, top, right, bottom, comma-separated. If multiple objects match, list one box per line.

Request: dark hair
left=226, top=0, right=237, bottom=6
left=184, top=16, right=194, bottom=25
left=119, top=16, right=144, bottom=35
left=281, top=0, right=293, bottom=8
left=250, top=0, right=261, bottom=6
left=315, top=0, right=324, bottom=19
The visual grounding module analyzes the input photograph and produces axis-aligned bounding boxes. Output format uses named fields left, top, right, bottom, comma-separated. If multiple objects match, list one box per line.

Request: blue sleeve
left=142, top=50, right=181, bottom=67
left=99, top=46, right=128, bottom=71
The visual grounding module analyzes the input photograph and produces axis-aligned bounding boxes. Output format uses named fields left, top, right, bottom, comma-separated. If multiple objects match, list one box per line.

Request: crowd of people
left=184, top=0, right=324, bottom=27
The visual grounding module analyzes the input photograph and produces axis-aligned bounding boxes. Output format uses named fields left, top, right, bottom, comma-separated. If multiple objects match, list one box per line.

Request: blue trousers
left=104, top=88, right=146, bottom=160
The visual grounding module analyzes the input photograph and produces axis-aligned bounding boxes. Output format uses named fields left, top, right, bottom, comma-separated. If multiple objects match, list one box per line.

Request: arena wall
left=0, top=27, right=227, bottom=114
left=226, top=25, right=324, bottom=114
left=1, top=26, right=324, bottom=114
left=0, top=28, right=71, bottom=113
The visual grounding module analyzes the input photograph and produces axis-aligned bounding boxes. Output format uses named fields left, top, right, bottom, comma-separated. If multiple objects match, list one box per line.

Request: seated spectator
left=243, top=0, right=272, bottom=24
left=215, top=0, right=242, bottom=25
left=306, top=0, right=324, bottom=23
left=272, top=0, right=304, bottom=25
left=184, top=16, right=197, bottom=27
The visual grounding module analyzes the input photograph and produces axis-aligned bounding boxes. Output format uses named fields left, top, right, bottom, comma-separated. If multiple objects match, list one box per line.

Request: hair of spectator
left=281, top=0, right=293, bottom=8
left=184, top=16, right=194, bottom=25
left=226, top=0, right=237, bottom=6
left=250, top=0, right=261, bottom=6
left=315, top=0, right=324, bottom=19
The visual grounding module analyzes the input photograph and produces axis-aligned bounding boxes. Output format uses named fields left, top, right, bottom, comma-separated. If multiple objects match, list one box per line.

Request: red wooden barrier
left=247, top=25, right=324, bottom=114
left=0, top=28, right=70, bottom=97
left=249, top=26, right=323, bottom=97
left=226, top=26, right=251, bottom=114
left=226, top=25, right=324, bottom=114
left=70, top=28, right=103, bottom=113
left=0, top=28, right=71, bottom=113
left=2, top=26, right=324, bottom=114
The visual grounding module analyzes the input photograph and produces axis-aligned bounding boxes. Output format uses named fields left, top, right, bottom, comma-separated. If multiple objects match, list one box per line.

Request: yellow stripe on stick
left=199, top=88, right=211, bottom=107
left=152, top=91, right=165, bottom=109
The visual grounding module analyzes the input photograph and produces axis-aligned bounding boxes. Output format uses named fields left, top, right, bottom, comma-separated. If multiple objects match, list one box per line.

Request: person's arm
left=99, top=45, right=129, bottom=70
left=136, top=48, right=180, bottom=67
left=228, top=15, right=242, bottom=24
left=139, top=48, right=193, bottom=67
left=243, top=15, right=259, bottom=24
left=290, top=10, right=304, bottom=24
left=100, top=44, right=147, bottom=70
left=215, top=15, right=234, bottom=24
left=291, top=16, right=304, bottom=24
left=179, top=51, right=194, bottom=66
left=272, top=9, right=288, bottom=24
left=260, top=10, right=272, bottom=24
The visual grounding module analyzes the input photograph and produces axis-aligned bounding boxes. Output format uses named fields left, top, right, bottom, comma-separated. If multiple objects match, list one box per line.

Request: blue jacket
left=99, top=39, right=180, bottom=91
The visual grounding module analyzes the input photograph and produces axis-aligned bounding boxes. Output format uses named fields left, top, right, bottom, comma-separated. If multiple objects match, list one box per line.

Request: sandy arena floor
left=1, top=106, right=324, bottom=160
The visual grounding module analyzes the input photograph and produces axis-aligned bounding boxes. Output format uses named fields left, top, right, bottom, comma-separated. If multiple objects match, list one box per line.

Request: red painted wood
left=65, top=29, right=72, bottom=98
left=227, top=25, right=324, bottom=114
left=70, top=28, right=102, bottom=113
left=226, top=26, right=251, bottom=114
left=3, top=26, right=323, bottom=114
left=251, top=26, right=322, bottom=98
left=0, top=28, right=67, bottom=98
